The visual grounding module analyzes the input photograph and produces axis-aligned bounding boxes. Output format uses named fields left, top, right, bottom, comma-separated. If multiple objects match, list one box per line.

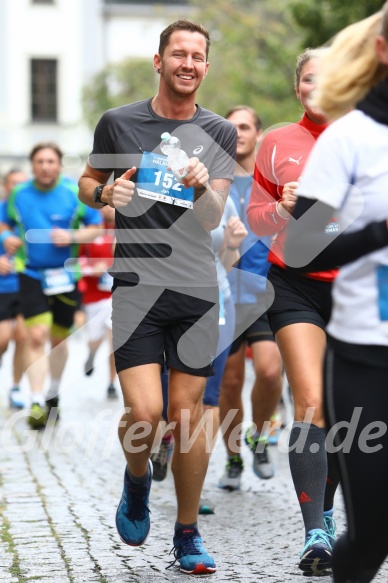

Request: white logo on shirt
left=289, top=156, right=303, bottom=165
left=193, top=145, right=203, bottom=155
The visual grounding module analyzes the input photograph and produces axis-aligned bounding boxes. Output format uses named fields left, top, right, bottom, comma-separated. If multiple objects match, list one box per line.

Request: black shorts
left=266, top=264, right=333, bottom=335
left=19, top=273, right=81, bottom=329
left=112, top=281, right=219, bottom=376
left=229, top=302, right=274, bottom=355
left=0, top=292, right=21, bottom=322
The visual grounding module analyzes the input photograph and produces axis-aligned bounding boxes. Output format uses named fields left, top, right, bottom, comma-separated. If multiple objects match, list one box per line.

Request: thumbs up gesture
left=106, top=167, right=137, bottom=208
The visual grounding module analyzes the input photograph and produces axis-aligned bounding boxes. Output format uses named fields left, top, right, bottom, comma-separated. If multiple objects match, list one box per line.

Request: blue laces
left=166, top=533, right=203, bottom=569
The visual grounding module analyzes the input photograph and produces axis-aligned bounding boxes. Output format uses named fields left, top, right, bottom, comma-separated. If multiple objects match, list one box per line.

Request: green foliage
left=291, top=0, right=385, bottom=47
left=190, top=0, right=305, bottom=128
left=82, top=59, right=158, bottom=129
left=82, top=0, right=383, bottom=131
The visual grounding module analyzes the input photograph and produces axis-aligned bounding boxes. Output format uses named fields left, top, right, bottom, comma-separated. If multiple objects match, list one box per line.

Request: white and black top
left=211, top=196, right=239, bottom=299
left=90, top=98, right=237, bottom=287
left=285, top=82, right=388, bottom=347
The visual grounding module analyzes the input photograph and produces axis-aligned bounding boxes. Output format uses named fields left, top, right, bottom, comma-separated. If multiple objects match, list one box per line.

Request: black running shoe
left=151, top=438, right=174, bottom=481
left=107, top=384, right=118, bottom=399
left=84, top=353, right=94, bottom=376
left=46, top=397, right=60, bottom=422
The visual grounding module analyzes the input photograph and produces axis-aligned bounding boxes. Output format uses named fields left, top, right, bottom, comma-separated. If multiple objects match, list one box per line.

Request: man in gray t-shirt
left=78, top=19, right=236, bottom=574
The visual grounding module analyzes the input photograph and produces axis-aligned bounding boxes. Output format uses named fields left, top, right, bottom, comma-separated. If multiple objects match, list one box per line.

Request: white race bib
left=40, top=267, right=75, bottom=296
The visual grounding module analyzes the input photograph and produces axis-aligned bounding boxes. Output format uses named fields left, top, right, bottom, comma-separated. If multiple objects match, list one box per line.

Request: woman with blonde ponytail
left=314, top=9, right=387, bottom=120
left=285, top=3, right=388, bottom=581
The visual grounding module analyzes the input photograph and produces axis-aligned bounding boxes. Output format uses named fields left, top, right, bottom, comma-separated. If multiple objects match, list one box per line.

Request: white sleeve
left=223, top=195, right=238, bottom=220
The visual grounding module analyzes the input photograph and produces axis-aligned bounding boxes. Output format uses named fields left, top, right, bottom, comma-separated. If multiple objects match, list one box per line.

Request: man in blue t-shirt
left=0, top=142, right=102, bottom=429
left=218, top=106, right=284, bottom=490
left=0, top=168, right=28, bottom=408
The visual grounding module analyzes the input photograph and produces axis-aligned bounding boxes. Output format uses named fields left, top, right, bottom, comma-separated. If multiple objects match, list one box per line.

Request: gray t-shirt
left=90, top=98, right=237, bottom=287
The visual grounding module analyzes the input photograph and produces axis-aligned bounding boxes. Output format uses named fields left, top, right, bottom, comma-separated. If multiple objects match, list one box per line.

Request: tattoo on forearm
left=194, top=185, right=207, bottom=198
left=193, top=181, right=230, bottom=230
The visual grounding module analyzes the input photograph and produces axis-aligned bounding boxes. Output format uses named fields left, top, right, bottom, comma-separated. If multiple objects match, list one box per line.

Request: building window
left=31, top=59, right=58, bottom=122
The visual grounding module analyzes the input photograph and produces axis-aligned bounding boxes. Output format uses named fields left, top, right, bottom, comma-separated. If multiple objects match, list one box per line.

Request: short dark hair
left=225, top=105, right=262, bottom=131
left=159, top=20, right=210, bottom=59
left=4, top=168, right=24, bottom=181
left=29, top=142, right=63, bottom=162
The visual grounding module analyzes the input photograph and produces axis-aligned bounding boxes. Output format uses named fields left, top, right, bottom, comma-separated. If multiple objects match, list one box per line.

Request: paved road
left=0, top=332, right=387, bottom=582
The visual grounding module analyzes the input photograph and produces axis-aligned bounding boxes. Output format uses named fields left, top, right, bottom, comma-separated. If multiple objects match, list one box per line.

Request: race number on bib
left=40, top=267, right=75, bottom=296
left=325, top=222, right=340, bottom=235
left=137, top=152, right=194, bottom=209
left=377, top=265, right=388, bottom=336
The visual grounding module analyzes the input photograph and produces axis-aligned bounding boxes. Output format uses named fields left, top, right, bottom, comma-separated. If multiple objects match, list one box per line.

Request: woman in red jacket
left=247, top=48, right=340, bottom=577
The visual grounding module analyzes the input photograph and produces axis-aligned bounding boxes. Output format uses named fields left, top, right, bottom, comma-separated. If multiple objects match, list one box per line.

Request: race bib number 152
left=136, top=152, right=194, bottom=209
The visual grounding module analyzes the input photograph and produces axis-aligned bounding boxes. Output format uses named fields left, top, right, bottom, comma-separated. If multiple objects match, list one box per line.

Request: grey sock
left=289, top=422, right=327, bottom=535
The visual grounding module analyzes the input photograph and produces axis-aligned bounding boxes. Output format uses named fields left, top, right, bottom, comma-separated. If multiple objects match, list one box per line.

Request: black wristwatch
left=93, top=184, right=107, bottom=205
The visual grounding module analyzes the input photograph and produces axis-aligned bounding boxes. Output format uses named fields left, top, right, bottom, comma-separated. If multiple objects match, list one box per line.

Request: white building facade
left=0, top=0, right=190, bottom=174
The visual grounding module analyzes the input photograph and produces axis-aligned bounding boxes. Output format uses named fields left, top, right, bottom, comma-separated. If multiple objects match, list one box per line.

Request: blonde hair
left=313, top=2, right=388, bottom=120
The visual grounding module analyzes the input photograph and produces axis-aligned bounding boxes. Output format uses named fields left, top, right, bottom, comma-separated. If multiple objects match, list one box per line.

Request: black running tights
left=324, top=343, right=388, bottom=583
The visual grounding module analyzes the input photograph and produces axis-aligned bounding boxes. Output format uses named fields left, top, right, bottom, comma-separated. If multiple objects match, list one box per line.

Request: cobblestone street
left=0, top=331, right=387, bottom=582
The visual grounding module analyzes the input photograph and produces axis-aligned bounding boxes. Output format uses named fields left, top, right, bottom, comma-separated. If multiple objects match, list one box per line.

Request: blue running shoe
left=9, top=387, right=25, bottom=409
left=323, top=510, right=336, bottom=543
left=115, top=461, right=152, bottom=546
left=168, top=527, right=216, bottom=574
left=299, top=528, right=333, bottom=576
left=198, top=497, right=215, bottom=515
